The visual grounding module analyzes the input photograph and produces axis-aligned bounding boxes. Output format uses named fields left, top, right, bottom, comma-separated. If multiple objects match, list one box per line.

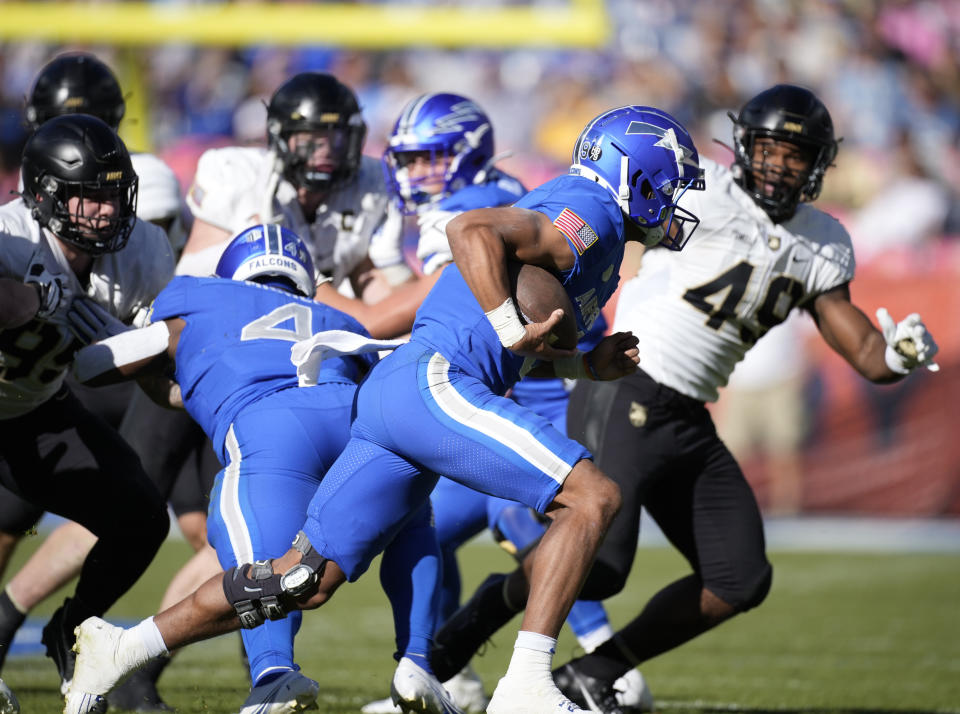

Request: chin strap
left=617, top=154, right=631, bottom=208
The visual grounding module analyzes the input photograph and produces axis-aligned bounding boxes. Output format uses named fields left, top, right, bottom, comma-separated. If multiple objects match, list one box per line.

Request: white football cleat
left=239, top=670, right=319, bottom=713
left=486, top=675, right=585, bottom=714
left=64, top=617, right=142, bottom=714
left=614, top=668, right=654, bottom=712
left=0, top=678, right=19, bottom=714
left=389, top=657, right=465, bottom=714
left=442, top=666, right=488, bottom=713
left=363, top=664, right=488, bottom=714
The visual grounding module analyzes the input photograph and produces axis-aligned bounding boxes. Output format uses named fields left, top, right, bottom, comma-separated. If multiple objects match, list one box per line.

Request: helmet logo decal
left=782, top=120, right=804, bottom=133
left=432, top=101, right=483, bottom=133
left=578, top=140, right=602, bottom=161
left=626, top=121, right=696, bottom=176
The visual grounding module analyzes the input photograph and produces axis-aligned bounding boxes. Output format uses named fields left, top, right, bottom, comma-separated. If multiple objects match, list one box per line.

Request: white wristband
left=485, top=298, right=526, bottom=348
left=884, top=344, right=912, bottom=375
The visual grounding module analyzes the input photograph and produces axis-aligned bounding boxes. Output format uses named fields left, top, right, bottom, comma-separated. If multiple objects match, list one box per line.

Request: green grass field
left=4, top=537, right=959, bottom=713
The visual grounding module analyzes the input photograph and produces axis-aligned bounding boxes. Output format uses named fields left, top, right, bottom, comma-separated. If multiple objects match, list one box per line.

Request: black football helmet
left=266, top=72, right=366, bottom=192
left=21, top=114, right=138, bottom=255
left=730, top=84, right=839, bottom=223
left=25, top=53, right=126, bottom=132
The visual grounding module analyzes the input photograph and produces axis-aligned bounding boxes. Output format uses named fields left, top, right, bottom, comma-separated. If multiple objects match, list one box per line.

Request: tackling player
left=0, top=114, right=173, bottom=696
left=68, top=225, right=452, bottom=714
left=63, top=104, right=704, bottom=714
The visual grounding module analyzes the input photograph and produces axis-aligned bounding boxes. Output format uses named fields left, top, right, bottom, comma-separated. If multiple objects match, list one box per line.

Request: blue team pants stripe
left=219, top=424, right=254, bottom=564
left=425, top=352, right=573, bottom=484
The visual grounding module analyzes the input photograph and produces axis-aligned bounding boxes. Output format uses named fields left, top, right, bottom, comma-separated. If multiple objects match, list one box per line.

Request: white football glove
left=67, top=298, right=131, bottom=346
left=23, top=253, right=73, bottom=321
left=876, top=307, right=939, bottom=374
left=416, top=209, right=458, bottom=276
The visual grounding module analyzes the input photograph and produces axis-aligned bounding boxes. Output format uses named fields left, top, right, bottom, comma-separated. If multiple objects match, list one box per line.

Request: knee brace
left=221, top=530, right=328, bottom=629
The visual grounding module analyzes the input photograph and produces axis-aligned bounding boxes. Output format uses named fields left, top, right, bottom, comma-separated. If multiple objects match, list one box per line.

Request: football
left=507, top=261, right=578, bottom=350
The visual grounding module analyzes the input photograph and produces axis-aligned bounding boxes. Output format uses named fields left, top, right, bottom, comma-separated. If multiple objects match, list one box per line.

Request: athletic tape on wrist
left=485, top=297, right=526, bottom=348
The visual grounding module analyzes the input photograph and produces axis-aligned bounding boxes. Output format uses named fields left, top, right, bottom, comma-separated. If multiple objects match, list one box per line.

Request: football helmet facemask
left=570, top=105, right=704, bottom=250
left=730, top=84, right=839, bottom=223
left=21, top=114, right=138, bottom=256
left=25, top=52, right=125, bottom=132
left=383, top=92, right=495, bottom=214
left=266, top=73, right=366, bottom=193
left=215, top=224, right=317, bottom=298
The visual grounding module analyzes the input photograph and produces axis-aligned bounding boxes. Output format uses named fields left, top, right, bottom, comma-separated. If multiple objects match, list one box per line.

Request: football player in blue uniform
left=65, top=105, right=704, bottom=714
left=65, top=224, right=454, bottom=714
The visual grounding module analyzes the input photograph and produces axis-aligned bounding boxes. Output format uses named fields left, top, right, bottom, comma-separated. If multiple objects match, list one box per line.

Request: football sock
left=129, top=617, right=169, bottom=660
left=575, top=621, right=615, bottom=654
left=505, top=631, right=556, bottom=678
left=573, top=634, right=634, bottom=682
left=380, top=506, right=440, bottom=668
left=568, top=601, right=612, bottom=648
left=0, top=589, right=26, bottom=670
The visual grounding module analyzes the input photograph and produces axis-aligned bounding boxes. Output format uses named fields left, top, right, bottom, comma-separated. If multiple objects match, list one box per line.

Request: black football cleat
left=41, top=600, right=77, bottom=695
left=554, top=661, right=627, bottom=714
left=431, top=573, right=518, bottom=682
left=107, top=663, right=174, bottom=712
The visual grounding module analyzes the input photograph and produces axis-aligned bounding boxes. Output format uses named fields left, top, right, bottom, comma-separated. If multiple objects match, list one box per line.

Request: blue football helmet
left=383, top=92, right=495, bottom=214
left=215, top=224, right=316, bottom=297
left=570, top=105, right=705, bottom=250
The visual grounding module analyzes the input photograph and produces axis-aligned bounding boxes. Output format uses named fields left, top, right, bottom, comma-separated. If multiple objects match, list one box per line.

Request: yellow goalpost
left=0, top=0, right=610, bottom=49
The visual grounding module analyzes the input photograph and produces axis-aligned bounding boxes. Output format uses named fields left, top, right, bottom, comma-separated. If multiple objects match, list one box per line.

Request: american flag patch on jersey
left=554, top=208, right=599, bottom=254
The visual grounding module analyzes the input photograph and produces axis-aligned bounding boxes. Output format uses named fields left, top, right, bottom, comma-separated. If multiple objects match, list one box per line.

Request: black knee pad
left=221, top=530, right=328, bottom=629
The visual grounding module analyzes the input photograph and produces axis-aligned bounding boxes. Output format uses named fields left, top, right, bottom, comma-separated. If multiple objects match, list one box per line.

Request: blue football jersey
left=410, top=175, right=626, bottom=395
left=149, top=276, right=376, bottom=455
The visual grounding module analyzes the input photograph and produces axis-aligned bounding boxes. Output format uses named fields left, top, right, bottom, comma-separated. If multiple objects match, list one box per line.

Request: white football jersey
left=0, top=199, right=175, bottom=418
left=185, top=146, right=391, bottom=287
left=615, top=158, right=855, bottom=403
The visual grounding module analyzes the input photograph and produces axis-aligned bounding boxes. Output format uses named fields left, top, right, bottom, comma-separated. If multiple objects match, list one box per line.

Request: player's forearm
left=0, top=278, right=40, bottom=328
left=817, top=304, right=902, bottom=383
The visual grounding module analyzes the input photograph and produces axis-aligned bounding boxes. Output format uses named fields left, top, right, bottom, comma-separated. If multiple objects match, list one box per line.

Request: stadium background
left=0, top=0, right=958, bottom=517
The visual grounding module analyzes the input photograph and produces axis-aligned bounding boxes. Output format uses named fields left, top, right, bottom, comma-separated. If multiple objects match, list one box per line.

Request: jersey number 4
left=681, top=260, right=804, bottom=344
left=240, top=303, right=314, bottom=342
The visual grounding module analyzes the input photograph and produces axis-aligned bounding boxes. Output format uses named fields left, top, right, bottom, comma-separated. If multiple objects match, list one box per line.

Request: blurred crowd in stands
left=1, top=0, right=958, bottom=257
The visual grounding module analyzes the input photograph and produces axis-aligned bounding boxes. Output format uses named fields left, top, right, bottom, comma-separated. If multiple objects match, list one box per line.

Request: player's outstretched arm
left=810, top=285, right=939, bottom=383
left=447, top=206, right=577, bottom=361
